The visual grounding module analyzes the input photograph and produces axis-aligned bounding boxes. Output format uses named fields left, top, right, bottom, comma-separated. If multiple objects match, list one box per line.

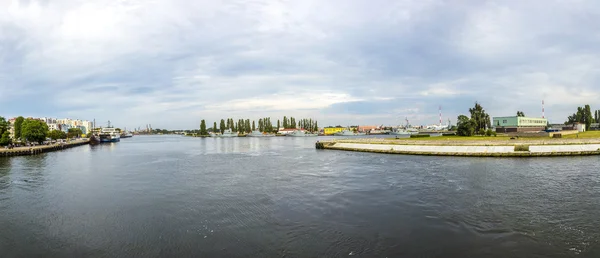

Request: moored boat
left=121, top=132, right=133, bottom=138
left=220, top=129, right=238, bottom=137
left=247, top=130, right=275, bottom=137
left=99, top=127, right=121, bottom=142
left=287, top=130, right=318, bottom=137
left=334, top=129, right=366, bottom=136
left=389, top=128, right=419, bottom=135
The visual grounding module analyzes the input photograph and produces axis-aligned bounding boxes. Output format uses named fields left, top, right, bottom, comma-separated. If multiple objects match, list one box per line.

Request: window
left=503, top=120, right=507, bottom=123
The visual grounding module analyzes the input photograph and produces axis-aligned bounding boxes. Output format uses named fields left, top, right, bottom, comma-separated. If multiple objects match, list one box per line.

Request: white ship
left=99, top=127, right=121, bottom=142
left=220, top=129, right=238, bottom=137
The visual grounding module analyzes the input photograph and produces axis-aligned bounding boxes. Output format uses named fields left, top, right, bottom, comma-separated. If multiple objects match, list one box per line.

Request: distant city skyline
left=2, top=1, right=599, bottom=129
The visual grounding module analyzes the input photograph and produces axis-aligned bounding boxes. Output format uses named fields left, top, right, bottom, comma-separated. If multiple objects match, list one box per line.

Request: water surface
left=1, top=135, right=599, bottom=257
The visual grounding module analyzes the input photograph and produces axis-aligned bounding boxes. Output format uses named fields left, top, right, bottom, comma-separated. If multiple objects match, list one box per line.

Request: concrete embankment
left=316, top=140, right=600, bottom=157
left=0, top=140, right=90, bottom=158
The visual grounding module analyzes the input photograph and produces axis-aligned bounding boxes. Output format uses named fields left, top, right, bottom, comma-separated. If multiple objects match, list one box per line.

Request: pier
left=316, top=138, right=600, bottom=157
left=0, top=139, right=90, bottom=157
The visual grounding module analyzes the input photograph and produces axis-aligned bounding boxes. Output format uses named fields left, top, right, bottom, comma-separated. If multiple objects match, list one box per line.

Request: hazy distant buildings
left=6, top=116, right=93, bottom=140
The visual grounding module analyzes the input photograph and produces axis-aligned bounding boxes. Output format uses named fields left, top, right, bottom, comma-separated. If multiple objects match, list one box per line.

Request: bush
left=479, top=128, right=486, bottom=135
left=410, top=134, right=430, bottom=138
left=514, top=145, right=530, bottom=152
left=492, top=131, right=497, bottom=137
left=485, top=129, right=493, bottom=136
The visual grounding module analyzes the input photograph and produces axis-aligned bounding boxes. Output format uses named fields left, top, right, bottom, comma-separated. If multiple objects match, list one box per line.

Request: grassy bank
left=562, top=131, right=600, bottom=139
left=387, top=135, right=513, bottom=141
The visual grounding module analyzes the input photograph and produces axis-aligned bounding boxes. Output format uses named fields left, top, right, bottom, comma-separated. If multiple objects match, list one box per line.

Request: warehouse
left=493, top=116, right=548, bottom=133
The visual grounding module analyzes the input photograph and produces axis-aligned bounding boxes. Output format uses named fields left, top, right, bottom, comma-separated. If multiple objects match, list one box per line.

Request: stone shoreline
left=316, top=139, right=600, bottom=157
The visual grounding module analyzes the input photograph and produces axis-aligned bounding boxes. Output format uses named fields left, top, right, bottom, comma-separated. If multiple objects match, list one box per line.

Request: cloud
left=1, top=0, right=600, bottom=129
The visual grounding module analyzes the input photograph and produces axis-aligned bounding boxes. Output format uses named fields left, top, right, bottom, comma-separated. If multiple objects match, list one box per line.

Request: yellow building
left=323, top=127, right=345, bottom=135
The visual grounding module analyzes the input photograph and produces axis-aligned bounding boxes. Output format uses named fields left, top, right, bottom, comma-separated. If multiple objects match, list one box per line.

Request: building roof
left=493, top=116, right=547, bottom=119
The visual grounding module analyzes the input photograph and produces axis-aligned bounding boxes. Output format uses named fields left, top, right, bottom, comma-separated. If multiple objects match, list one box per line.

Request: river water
left=1, top=135, right=599, bottom=257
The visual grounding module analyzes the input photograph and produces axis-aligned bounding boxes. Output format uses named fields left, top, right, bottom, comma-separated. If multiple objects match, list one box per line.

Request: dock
left=315, top=138, right=600, bottom=157
left=0, top=139, right=90, bottom=157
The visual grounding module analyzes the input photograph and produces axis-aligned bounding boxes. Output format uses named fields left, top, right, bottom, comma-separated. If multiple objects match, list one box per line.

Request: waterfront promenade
left=0, top=139, right=90, bottom=157
left=316, top=138, right=600, bottom=157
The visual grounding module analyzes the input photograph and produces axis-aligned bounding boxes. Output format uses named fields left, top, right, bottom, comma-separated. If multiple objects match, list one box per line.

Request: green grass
left=562, top=131, right=600, bottom=139
left=387, top=135, right=514, bottom=141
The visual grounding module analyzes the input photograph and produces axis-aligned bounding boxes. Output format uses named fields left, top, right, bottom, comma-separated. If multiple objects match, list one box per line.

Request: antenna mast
left=542, top=100, right=545, bottom=119
left=439, top=106, right=442, bottom=126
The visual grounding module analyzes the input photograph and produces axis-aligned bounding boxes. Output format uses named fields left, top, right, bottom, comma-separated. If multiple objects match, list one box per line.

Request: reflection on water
left=0, top=135, right=599, bottom=257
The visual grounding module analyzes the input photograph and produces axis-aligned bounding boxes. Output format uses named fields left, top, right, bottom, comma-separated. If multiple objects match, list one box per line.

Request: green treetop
left=14, top=116, right=24, bottom=140
left=200, top=120, right=208, bottom=135
left=48, top=130, right=67, bottom=140
left=220, top=119, right=226, bottom=134
left=21, top=119, right=49, bottom=144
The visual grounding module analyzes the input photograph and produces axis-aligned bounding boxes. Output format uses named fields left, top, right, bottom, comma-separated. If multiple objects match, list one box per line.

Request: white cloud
left=2, top=0, right=600, bottom=128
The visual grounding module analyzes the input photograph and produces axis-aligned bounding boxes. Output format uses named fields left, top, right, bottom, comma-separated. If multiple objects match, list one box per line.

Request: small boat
left=220, top=129, right=238, bottom=137
left=121, top=132, right=133, bottom=138
left=287, top=130, right=318, bottom=137
left=334, top=129, right=366, bottom=136
left=99, top=127, right=121, bottom=142
left=209, top=132, right=218, bottom=137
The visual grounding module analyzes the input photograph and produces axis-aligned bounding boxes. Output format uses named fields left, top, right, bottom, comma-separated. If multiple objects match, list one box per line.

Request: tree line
left=198, top=116, right=319, bottom=136
left=564, top=105, right=600, bottom=130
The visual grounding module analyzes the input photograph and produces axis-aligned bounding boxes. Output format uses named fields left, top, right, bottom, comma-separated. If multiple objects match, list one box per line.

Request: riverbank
left=0, top=139, right=90, bottom=157
left=316, top=138, right=600, bottom=157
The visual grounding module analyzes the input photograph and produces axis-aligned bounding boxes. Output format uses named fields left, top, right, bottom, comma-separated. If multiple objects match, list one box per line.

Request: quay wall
left=316, top=141, right=600, bottom=157
left=0, top=140, right=90, bottom=158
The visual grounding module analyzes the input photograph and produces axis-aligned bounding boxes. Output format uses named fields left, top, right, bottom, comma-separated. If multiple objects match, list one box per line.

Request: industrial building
left=493, top=116, right=548, bottom=133
left=323, top=126, right=345, bottom=135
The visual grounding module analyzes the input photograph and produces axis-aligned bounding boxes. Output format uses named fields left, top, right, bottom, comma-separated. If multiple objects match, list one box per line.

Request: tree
left=314, top=121, right=318, bottom=132
left=0, top=117, right=8, bottom=136
left=213, top=122, right=218, bottom=133
left=283, top=116, right=288, bottom=129
left=584, top=105, right=593, bottom=130
left=67, top=128, right=83, bottom=138
left=277, top=120, right=280, bottom=131
left=252, top=121, right=256, bottom=131
left=291, top=117, right=296, bottom=129
left=219, top=119, right=226, bottom=134
left=469, top=102, right=491, bottom=133
left=14, top=116, right=24, bottom=140
left=566, top=105, right=595, bottom=129
left=456, top=115, right=475, bottom=136
left=245, top=119, right=251, bottom=133
left=200, top=120, right=208, bottom=135
left=517, top=111, right=525, bottom=117
left=0, top=131, right=11, bottom=146
left=21, top=119, right=49, bottom=144
left=48, top=130, right=67, bottom=140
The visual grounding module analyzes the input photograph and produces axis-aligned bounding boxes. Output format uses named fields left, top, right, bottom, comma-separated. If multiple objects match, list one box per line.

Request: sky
left=1, top=0, right=600, bottom=130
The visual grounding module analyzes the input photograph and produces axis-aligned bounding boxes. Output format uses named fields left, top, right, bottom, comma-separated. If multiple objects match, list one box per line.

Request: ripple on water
left=1, top=136, right=600, bottom=257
